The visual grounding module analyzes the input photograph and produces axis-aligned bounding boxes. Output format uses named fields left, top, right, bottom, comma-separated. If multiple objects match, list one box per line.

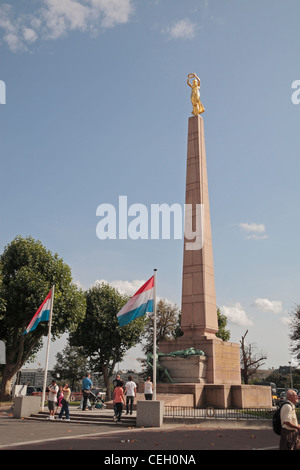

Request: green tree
left=53, top=342, right=89, bottom=391
left=216, top=307, right=231, bottom=342
left=140, top=299, right=182, bottom=379
left=70, top=282, right=146, bottom=397
left=143, top=299, right=182, bottom=356
left=0, top=269, right=6, bottom=315
left=289, top=304, right=300, bottom=360
left=0, top=236, right=86, bottom=400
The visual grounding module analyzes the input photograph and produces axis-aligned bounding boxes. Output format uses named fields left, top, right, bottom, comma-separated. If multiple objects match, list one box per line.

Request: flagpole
left=41, top=285, right=55, bottom=411
left=153, top=269, right=157, bottom=401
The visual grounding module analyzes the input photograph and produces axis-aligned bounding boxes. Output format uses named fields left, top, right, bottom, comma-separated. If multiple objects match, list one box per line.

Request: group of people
left=113, top=375, right=153, bottom=423
left=46, top=373, right=93, bottom=420
left=47, top=373, right=154, bottom=423
left=47, top=379, right=71, bottom=420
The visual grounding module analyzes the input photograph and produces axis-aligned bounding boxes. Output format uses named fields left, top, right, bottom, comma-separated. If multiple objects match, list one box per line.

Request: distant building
left=16, top=368, right=102, bottom=390
left=17, top=368, right=53, bottom=388
left=114, top=370, right=141, bottom=384
left=16, top=368, right=143, bottom=392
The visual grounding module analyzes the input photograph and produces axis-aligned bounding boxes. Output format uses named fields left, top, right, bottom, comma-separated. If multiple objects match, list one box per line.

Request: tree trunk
left=0, top=336, right=27, bottom=401
left=102, top=364, right=110, bottom=400
left=101, top=360, right=116, bottom=400
left=1, top=365, right=15, bottom=401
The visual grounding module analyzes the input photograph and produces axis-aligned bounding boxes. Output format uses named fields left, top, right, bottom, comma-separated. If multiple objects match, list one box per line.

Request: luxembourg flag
left=117, top=276, right=154, bottom=326
left=22, top=289, right=53, bottom=335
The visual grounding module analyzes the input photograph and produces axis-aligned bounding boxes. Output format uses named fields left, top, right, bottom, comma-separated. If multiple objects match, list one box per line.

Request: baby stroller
left=88, top=389, right=107, bottom=410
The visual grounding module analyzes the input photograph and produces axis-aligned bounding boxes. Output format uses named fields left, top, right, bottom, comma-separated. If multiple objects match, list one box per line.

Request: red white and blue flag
left=117, top=276, right=154, bottom=326
left=22, top=289, right=53, bottom=335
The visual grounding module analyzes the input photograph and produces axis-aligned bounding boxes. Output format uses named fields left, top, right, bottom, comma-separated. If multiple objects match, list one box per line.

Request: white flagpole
left=41, top=285, right=55, bottom=411
left=153, top=269, right=157, bottom=401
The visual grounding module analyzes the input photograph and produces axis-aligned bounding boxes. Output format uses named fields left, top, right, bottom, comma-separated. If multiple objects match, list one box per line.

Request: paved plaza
left=0, top=404, right=280, bottom=452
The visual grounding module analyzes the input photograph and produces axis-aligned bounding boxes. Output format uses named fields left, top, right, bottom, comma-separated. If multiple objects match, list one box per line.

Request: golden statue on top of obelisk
left=187, top=73, right=205, bottom=115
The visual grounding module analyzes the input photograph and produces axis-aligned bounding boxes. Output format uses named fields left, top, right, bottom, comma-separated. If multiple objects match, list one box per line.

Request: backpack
left=272, top=402, right=291, bottom=435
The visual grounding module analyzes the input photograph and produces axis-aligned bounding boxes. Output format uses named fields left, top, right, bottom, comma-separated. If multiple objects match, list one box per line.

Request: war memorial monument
left=156, top=74, right=271, bottom=409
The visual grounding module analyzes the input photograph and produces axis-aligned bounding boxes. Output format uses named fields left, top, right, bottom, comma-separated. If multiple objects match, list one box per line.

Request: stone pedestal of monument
left=159, top=336, right=241, bottom=385
left=158, top=354, right=207, bottom=383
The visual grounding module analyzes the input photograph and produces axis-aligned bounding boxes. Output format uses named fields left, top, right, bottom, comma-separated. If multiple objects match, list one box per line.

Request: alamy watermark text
left=96, top=196, right=204, bottom=250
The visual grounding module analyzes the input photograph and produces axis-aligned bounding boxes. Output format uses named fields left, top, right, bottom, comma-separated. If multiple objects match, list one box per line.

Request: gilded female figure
left=187, top=73, right=205, bottom=115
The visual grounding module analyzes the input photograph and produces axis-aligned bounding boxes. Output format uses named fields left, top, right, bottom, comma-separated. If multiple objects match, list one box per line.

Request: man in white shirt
left=48, top=379, right=58, bottom=420
left=280, top=389, right=300, bottom=450
left=125, top=375, right=136, bottom=415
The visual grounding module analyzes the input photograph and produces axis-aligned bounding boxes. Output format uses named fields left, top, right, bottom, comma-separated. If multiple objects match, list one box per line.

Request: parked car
left=26, top=386, right=42, bottom=396
left=278, top=391, right=286, bottom=402
left=278, top=389, right=300, bottom=407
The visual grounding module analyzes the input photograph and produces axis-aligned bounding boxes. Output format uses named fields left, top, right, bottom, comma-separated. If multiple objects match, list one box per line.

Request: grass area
left=0, top=401, right=14, bottom=407
left=236, top=409, right=274, bottom=419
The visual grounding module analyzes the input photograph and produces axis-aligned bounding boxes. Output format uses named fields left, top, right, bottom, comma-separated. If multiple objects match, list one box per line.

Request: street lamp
left=289, top=362, right=294, bottom=389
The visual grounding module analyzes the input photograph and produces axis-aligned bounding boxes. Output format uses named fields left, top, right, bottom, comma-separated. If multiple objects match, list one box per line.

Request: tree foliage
left=289, top=304, right=300, bottom=360
left=143, top=299, right=182, bottom=356
left=0, top=236, right=86, bottom=400
left=70, top=282, right=146, bottom=396
left=53, top=342, right=89, bottom=391
left=216, top=307, right=231, bottom=342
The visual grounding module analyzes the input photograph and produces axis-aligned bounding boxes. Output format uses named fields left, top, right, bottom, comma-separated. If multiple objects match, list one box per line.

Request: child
left=55, top=385, right=64, bottom=414
left=113, top=380, right=125, bottom=423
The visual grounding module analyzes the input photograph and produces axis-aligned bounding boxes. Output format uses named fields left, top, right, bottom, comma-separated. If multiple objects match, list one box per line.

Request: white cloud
left=0, top=5, right=24, bottom=52
left=94, top=278, right=176, bottom=307
left=245, top=234, right=269, bottom=240
left=23, top=27, right=38, bottom=43
left=95, top=279, right=145, bottom=296
left=4, top=33, right=23, bottom=52
left=0, top=0, right=134, bottom=52
left=280, top=316, right=291, bottom=326
left=253, top=298, right=283, bottom=314
left=74, top=280, right=87, bottom=290
left=163, top=19, right=197, bottom=40
left=239, top=222, right=265, bottom=233
left=221, top=302, right=253, bottom=327
left=40, top=0, right=93, bottom=39
left=90, top=0, right=134, bottom=28
left=239, top=222, right=269, bottom=240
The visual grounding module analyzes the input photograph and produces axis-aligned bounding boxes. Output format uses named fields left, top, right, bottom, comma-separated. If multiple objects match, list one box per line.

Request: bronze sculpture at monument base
left=159, top=336, right=241, bottom=385
left=158, top=336, right=271, bottom=408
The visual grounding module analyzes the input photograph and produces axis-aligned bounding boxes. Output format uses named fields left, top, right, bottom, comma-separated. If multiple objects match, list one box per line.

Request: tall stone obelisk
left=159, top=74, right=241, bottom=386
left=180, top=114, right=218, bottom=340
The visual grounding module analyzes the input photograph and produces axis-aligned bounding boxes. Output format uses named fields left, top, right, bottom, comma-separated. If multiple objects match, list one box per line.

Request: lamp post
left=289, top=362, right=294, bottom=389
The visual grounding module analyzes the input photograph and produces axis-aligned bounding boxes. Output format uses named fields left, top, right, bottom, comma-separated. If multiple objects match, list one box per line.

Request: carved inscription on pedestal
left=214, top=342, right=241, bottom=384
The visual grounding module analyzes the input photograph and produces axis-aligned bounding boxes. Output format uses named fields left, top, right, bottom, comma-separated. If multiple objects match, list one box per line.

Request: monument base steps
left=157, top=383, right=272, bottom=409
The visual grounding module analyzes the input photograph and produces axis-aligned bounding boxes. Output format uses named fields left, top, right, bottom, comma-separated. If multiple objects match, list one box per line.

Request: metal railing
left=164, top=406, right=275, bottom=420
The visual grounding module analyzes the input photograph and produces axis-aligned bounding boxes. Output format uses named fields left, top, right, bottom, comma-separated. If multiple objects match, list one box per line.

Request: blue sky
left=1, top=0, right=300, bottom=372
